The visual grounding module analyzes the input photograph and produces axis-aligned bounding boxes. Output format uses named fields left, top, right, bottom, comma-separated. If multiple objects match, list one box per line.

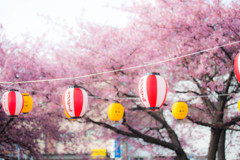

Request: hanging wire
left=0, top=40, right=239, bottom=84
left=0, top=84, right=237, bottom=101
left=0, top=84, right=140, bottom=100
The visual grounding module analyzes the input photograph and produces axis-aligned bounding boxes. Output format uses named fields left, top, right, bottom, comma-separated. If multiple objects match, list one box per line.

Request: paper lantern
left=62, top=86, right=88, bottom=119
left=1, top=89, right=24, bottom=117
left=107, top=103, right=124, bottom=121
left=22, top=93, right=33, bottom=114
left=234, top=52, right=240, bottom=82
left=64, top=110, right=76, bottom=121
left=172, top=102, right=188, bottom=119
left=138, top=72, right=168, bottom=111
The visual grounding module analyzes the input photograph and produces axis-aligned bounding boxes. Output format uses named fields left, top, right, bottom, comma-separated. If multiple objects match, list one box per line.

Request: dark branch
left=85, top=117, right=138, bottom=138
left=122, top=93, right=138, bottom=98
left=227, top=128, right=240, bottom=131
left=187, top=114, right=240, bottom=130
left=223, top=116, right=240, bottom=128
left=213, top=53, right=226, bottom=63
left=220, top=46, right=232, bottom=60
left=0, top=118, right=14, bottom=135
left=125, top=123, right=179, bottom=151
left=85, top=115, right=183, bottom=152
left=223, top=71, right=234, bottom=95
left=192, top=77, right=216, bottom=111
left=142, top=106, right=185, bottom=151
left=176, top=90, right=200, bottom=95
left=218, top=71, right=234, bottom=114
left=187, top=116, right=212, bottom=127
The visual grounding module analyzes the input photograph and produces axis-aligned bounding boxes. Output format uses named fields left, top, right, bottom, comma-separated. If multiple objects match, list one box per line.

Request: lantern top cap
left=175, top=101, right=187, bottom=104
left=146, top=72, right=160, bottom=76
left=22, top=93, right=29, bottom=96
left=111, top=100, right=120, bottom=104
left=9, top=89, right=18, bottom=91
left=69, top=85, right=81, bottom=88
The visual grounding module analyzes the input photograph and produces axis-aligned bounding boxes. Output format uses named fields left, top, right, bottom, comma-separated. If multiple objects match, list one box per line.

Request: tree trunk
left=176, top=149, right=188, bottom=160
left=207, top=128, right=222, bottom=160
left=218, top=129, right=226, bottom=160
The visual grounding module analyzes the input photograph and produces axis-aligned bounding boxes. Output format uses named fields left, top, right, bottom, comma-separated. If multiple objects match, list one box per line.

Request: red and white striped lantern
left=234, top=52, right=240, bottom=82
left=1, top=90, right=24, bottom=117
left=62, top=86, right=88, bottom=119
left=138, top=72, right=168, bottom=111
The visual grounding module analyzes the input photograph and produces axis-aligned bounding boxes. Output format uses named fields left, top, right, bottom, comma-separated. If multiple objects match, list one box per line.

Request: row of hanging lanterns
left=2, top=51, right=240, bottom=119
left=61, top=52, right=240, bottom=121
left=0, top=73, right=189, bottom=120
left=105, top=101, right=188, bottom=121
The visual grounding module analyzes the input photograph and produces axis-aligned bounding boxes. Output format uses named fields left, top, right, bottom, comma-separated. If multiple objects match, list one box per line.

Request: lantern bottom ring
left=8, top=115, right=18, bottom=118
left=70, top=117, right=81, bottom=120
left=147, top=107, right=160, bottom=110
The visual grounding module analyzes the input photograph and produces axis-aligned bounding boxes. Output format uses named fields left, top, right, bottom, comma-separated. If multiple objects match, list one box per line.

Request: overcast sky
left=0, top=0, right=232, bottom=41
left=0, top=0, right=130, bottom=40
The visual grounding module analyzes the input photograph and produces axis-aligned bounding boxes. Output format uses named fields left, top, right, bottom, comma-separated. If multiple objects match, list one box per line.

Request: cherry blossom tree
left=1, top=0, right=240, bottom=160
left=0, top=27, right=75, bottom=159
left=53, top=0, right=239, bottom=159
left=124, top=1, right=240, bottom=159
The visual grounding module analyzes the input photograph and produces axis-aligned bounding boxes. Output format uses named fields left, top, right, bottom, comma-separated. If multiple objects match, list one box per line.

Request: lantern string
left=0, top=40, right=239, bottom=84
left=0, top=84, right=237, bottom=100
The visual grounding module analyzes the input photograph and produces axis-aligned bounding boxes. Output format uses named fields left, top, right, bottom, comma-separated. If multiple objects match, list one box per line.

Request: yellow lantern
left=22, top=93, right=33, bottom=114
left=238, top=100, right=240, bottom=112
left=172, top=102, right=188, bottom=119
left=64, top=110, right=76, bottom=121
left=107, top=103, right=124, bottom=121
